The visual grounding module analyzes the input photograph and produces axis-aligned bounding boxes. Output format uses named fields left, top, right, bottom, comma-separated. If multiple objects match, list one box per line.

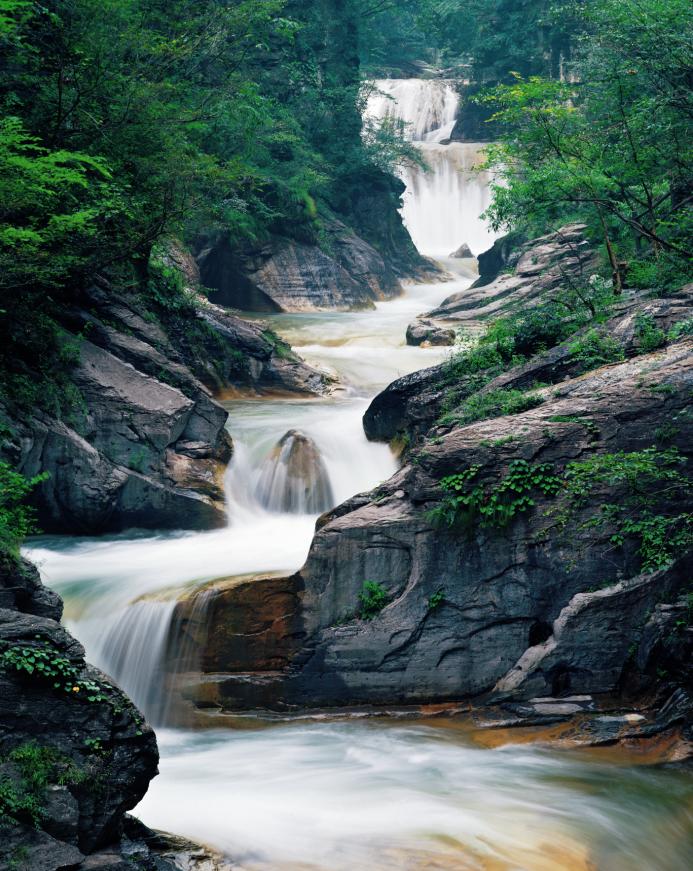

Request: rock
left=0, top=277, right=329, bottom=534
left=374, top=283, right=693, bottom=448
left=472, top=231, right=527, bottom=288
left=405, top=319, right=456, bottom=347
left=405, top=224, right=597, bottom=340
left=255, top=430, right=334, bottom=514
left=196, top=219, right=405, bottom=314
left=0, top=554, right=159, bottom=867
left=181, top=341, right=693, bottom=712
left=449, top=242, right=474, bottom=259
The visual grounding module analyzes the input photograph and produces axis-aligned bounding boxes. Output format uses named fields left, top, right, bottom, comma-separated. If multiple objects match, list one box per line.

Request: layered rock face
left=0, top=552, right=158, bottom=869
left=196, top=221, right=406, bottom=313
left=406, top=224, right=596, bottom=344
left=366, top=288, right=693, bottom=447
left=0, top=280, right=328, bottom=534
left=176, top=329, right=692, bottom=714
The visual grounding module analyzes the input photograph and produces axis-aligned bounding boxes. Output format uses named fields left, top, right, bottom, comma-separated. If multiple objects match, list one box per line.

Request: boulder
left=449, top=242, right=474, bottom=259
left=0, top=278, right=330, bottom=534
left=255, top=430, right=334, bottom=514
left=405, top=319, right=456, bottom=347
left=0, top=554, right=159, bottom=868
left=196, top=218, right=406, bottom=314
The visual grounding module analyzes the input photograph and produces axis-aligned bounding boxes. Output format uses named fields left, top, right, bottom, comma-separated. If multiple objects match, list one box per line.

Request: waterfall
left=255, top=430, right=334, bottom=514
left=366, top=78, right=497, bottom=258
left=366, top=78, right=459, bottom=142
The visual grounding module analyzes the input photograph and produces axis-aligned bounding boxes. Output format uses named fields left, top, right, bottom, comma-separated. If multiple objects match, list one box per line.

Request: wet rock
left=0, top=554, right=159, bottom=866
left=255, top=430, right=334, bottom=514
left=473, top=231, right=527, bottom=288
left=449, top=242, right=473, bottom=259
left=405, top=319, right=456, bottom=347
left=0, top=276, right=330, bottom=534
left=370, top=285, right=693, bottom=447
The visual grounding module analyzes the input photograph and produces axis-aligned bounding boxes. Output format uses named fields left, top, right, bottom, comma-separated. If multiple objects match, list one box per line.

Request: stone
left=255, top=430, right=334, bottom=514
left=449, top=242, right=474, bottom=259
left=0, top=277, right=330, bottom=534
left=196, top=219, right=405, bottom=314
left=0, top=554, right=159, bottom=865
left=181, top=340, right=693, bottom=713
left=405, top=319, right=456, bottom=347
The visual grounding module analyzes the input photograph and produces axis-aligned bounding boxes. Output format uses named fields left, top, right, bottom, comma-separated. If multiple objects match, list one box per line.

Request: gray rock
left=405, top=319, right=456, bottom=347
left=449, top=242, right=474, bottom=259
left=0, top=555, right=159, bottom=865
left=196, top=220, right=405, bottom=314
left=184, top=341, right=693, bottom=712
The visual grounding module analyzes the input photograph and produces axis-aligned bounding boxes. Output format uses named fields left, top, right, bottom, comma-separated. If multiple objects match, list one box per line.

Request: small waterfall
left=255, top=429, right=334, bottom=514
left=366, top=78, right=459, bottom=142
left=366, top=78, right=497, bottom=258
left=92, top=598, right=178, bottom=722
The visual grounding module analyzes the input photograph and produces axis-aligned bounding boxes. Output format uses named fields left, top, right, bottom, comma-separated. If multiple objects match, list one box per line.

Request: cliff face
left=0, top=277, right=329, bottom=535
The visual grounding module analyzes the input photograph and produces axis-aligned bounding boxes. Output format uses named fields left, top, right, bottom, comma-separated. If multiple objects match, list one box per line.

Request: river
left=24, top=79, right=692, bottom=870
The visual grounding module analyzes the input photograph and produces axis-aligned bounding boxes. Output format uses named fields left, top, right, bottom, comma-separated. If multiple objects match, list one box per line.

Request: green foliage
left=358, top=581, right=389, bottom=620
left=428, top=588, right=445, bottom=610
left=482, top=0, right=693, bottom=295
left=0, top=638, right=108, bottom=702
left=442, top=386, right=546, bottom=427
left=0, top=463, right=48, bottom=553
left=0, top=742, right=86, bottom=829
left=561, top=447, right=692, bottom=572
left=432, top=460, right=561, bottom=530
left=568, top=329, right=625, bottom=373
left=634, top=313, right=666, bottom=353
left=668, top=317, right=693, bottom=341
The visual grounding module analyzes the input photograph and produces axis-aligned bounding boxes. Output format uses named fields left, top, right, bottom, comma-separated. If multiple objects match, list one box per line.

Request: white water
left=366, top=78, right=496, bottom=257
left=23, top=79, right=693, bottom=870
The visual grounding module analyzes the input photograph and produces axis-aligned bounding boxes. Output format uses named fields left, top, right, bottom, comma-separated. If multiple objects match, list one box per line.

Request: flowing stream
left=24, top=79, right=693, bottom=870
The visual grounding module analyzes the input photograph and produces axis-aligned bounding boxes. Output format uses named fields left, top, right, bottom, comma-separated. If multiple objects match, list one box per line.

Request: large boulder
left=0, top=553, right=159, bottom=869
left=0, top=279, right=329, bottom=534
left=405, top=224, right=597, bottom=342
left=196, top=218, right=406, bottom=313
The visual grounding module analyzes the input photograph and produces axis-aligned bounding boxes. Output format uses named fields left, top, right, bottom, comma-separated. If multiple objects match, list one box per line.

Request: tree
left=482, top=0, right=692, bottom=293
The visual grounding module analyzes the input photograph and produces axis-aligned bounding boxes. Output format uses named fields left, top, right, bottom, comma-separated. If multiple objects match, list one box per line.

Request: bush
left=443, top=386, right=546, bottom=427
left=0, top=462, right=48, bottom=554
left=634, top=313, right=666, bottom=353
left=358, top=581, right=389, bottom=620
left=569, top=329, right=625, bottom=373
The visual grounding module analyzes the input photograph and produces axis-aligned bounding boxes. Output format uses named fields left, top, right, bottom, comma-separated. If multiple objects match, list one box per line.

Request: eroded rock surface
left=406, top=224, right=596, bottom=343
left=0, top=279, right=328, bottom=533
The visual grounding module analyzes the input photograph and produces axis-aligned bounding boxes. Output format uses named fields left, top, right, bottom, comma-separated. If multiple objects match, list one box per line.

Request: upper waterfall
left=365, top=78, right=459, bottom=142
left=365, top=77, right=497, bottom=259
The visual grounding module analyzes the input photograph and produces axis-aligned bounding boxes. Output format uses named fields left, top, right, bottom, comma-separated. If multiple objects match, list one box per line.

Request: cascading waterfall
left=366, top=78, right=496, bottom=258
left=25, top=75, right=693, bottom=871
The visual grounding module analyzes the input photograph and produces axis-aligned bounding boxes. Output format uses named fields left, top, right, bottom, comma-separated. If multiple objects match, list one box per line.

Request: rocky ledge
left=405, top=224, right=597, bottom=345
left=168, top=335, right=693, bottom=721
left=0, top=275, right=329, bottom=534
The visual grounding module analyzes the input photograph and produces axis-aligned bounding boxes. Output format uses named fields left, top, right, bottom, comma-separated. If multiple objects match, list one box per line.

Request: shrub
left=634, top=313, right=666, bottom=353
left=443, top=386, right=546, bottom=427
left=358, top=581, right=389, bottom=620
left=0, top=462, right=48, bottom=554
left=668, top=317, right=693, bottom=341
left=569, top=329, right=625, bottom=373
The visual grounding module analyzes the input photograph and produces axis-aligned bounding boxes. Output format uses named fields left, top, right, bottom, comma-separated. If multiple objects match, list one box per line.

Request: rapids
left=24, top=79, right=693, bottom=870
